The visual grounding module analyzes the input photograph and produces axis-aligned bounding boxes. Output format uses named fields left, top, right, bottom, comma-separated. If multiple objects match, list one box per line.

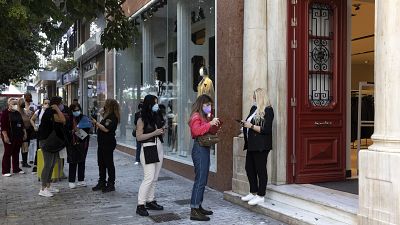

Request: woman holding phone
left=91, top=99, right=120, bottom=193
left=240, top=88, right=274, bottom=206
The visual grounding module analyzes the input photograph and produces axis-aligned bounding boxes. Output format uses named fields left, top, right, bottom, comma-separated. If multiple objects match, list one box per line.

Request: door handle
left=314, top=121, right=333, bottom=127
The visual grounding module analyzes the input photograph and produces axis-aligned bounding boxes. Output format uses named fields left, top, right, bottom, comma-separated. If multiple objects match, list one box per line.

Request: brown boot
left=190, top=208, right=210, bottom=221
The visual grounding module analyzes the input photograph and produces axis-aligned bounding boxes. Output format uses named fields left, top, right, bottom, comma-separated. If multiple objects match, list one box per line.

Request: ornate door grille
left=308, top=3, right=334, bottom=107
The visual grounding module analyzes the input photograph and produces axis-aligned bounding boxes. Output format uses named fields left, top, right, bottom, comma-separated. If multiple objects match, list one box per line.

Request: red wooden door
left=287, top=0, right=347, bottom=183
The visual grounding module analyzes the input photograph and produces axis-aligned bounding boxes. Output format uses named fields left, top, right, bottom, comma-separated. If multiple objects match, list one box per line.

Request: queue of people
left=1, top=87, right=274, bottom=222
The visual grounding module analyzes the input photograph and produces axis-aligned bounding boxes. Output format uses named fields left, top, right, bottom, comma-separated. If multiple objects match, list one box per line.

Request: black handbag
left=41, top=130, right=66, bottom=153
left=143, top=143, right=159, bottom=164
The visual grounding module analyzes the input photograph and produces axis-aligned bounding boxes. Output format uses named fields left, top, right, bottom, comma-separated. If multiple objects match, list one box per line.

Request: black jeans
left=245, top=150, right=270, bottom=196
left=97, top=145, right=115, bottom=185
left=69, top=162, right=86, bottom=182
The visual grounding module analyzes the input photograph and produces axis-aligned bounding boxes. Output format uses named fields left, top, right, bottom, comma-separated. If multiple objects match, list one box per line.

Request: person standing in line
left=134, top=101, right=143, bottom=165
left=30, top=99, right=50, bottom=173
left=23, top=92, right=37, bottom=166
left=240, top=88, right=274, bottom=206
left=67, top=103, right=90, bottom=189
left=188, top=94, right=220, bottom=221
left=91, top=99, right=120, bottom=193
left=38, top=96, right=66, bottom=197
left=136, top=95, right=165, bottom=217
left=17, top=98, right=33, bottom=168
left=1, top=98, right=26, bottom=177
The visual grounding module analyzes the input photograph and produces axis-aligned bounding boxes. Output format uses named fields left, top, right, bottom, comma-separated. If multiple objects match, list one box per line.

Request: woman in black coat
left=67, top=103, right=91, bottom=189
left=240, top=88, right=274, bottom=206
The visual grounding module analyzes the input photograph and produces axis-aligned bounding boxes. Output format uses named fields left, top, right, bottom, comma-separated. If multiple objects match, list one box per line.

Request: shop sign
left=62, top=68, right=79, bottom=85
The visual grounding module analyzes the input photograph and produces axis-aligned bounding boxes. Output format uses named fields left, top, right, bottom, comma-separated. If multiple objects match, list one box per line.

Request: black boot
left=22, top=162, right=31, bottom=168
left=199, top=205, right=213, bottom=215
left=92, top=182, right=105, bottom=191
left=146, top=201, right=164, bottom=210
left=190, top=208, right=210, bottom=221
left=102, top=184, right=115, bottom=193
left=136, top=205, right=149, bottom=216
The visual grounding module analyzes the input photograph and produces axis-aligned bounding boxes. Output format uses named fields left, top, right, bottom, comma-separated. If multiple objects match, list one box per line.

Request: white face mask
left=11, top=105, right=18, bottom=111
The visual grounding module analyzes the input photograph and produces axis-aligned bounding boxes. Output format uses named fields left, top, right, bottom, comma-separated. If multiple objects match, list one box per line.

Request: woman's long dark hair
left=190, top=94, right=213, bottom=121
left=141, top=95, right=163, bottom=128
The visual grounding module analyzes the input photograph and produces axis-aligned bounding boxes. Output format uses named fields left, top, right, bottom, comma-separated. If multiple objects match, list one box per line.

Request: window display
left=115, top=0, right=216, bottom=171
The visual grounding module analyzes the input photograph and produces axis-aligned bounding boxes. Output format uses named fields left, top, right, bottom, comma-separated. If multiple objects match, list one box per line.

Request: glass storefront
left=83, top=54, right=106, bottom=126
left=115, top=0, right=216, bottom=170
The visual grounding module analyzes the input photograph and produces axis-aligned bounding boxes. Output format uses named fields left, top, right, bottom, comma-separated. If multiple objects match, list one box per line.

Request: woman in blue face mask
left=135, top=95, right=166, bottom=217
left=67, top=103, right=91, bottom=189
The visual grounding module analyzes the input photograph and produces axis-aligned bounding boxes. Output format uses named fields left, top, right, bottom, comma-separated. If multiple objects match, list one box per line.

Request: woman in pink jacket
left=188, top=94, right=220, bottom=221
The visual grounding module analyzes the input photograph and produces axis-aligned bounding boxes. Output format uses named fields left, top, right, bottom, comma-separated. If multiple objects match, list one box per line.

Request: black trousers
left=69, top=161, right=86, bottom=182
left=97, top=145, right=115, bottom=185
left=245, top=150, right=270, bottom=196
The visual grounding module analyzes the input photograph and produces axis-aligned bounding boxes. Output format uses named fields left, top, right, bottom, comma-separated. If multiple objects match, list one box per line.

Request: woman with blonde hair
left=240, top=88, right=274, bottom=206
left=91, top=99, right=120, bottom=192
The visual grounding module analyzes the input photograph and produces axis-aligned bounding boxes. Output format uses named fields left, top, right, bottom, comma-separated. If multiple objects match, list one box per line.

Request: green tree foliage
left=0, top=0, right=137, bottom=86
left=46, top=58, right=76, bottom=72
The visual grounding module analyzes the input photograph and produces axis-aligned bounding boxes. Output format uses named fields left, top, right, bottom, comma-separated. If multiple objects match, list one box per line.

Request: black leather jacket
left=243, top=106, right=274, bottom=152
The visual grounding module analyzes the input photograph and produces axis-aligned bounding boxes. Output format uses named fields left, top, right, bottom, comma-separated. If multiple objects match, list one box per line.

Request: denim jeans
left=135, top=140, right=141, bottom=162
left=190, top=140, right=210, bottom=208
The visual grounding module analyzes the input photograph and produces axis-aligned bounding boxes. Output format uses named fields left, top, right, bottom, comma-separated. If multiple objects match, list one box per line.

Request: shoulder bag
left=197, top=133, right=220, bottom=147
left=142, top=139, right=159, bottom=164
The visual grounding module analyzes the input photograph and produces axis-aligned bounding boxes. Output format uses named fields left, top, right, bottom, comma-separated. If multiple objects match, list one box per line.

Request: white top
left=34, top=108, right=46, bottom=126
left=246, top=109, right=257, bottom=136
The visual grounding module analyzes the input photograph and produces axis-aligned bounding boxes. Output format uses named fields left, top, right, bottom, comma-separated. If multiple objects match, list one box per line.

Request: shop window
left=192, top=56, right=205, bottom=92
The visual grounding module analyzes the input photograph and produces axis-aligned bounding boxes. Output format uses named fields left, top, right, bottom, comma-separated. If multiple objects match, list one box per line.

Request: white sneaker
left=47, top=186, right=60, bottom=193
left=18, top=170, right=25, bottom=174
left=69, top=182, right=77, bottom=189
left=134, top=162, right=139, bottom=165
left=39, top=189, right=54, bottom=197
left=2, top=173, right=12, bottom=177
left=77, top=181, right=87, bottom=187
left=248, top=195, right=265, bottom=206
left=241, top=193, right=255, bottom=202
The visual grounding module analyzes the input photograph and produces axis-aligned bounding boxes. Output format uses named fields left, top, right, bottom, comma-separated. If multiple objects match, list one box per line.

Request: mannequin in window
left=197, top=66, right=215, bottom=101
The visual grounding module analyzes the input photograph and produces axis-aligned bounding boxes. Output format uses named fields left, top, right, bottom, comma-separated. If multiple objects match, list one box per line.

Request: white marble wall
left=359, top=0, right=400, bottom=224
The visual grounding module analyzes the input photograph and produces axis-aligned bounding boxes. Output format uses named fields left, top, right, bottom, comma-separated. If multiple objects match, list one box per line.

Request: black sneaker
left=136, top=205, right=149, bottom=217
left=92, top=183, right=105, bottom=191
left=145, top=201, right=164, bottom=210
left=22, top=163, right=31, bottom=168
left=199, top=205, right=213, bottom=215
left=32, top=167, right=37, bottom=173
left=102, top=185, right=115, bottom=193
left=190, top=208, right=210, bottom=221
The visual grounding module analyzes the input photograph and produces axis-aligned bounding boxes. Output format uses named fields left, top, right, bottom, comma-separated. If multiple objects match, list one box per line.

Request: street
left=0, top=139, right=287, bottom=225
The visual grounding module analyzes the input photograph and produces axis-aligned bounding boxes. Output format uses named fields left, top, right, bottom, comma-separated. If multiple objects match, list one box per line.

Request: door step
left=224, top=184, right=358, bottom=225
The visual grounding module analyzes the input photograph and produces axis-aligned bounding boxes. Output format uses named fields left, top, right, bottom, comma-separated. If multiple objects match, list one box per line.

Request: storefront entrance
left=287, top=0, right=348, bottom=183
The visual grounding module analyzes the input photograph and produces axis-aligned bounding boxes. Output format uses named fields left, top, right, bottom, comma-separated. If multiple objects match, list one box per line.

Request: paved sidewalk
left=0, top=139, right=287, bottom=225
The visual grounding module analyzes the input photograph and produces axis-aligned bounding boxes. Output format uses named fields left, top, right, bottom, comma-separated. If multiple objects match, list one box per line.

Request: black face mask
left=21, top=103, right=25, bottom=108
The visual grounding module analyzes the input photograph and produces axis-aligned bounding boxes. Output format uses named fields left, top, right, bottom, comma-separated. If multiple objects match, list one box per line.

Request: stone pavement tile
left=0, top=139, right=287, bottom=225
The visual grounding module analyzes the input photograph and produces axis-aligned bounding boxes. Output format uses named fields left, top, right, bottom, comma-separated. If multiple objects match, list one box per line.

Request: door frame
left=286, top=0, right=348, bottom=183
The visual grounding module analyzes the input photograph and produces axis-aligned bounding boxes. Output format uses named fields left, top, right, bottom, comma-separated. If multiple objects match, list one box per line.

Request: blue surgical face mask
left=152, top=104, right=159, bottom=112
left=72, top=111, right=81, bottom=117
left=202, top=105, right=212, bottom=114
left=58, top=104, right=64, bottom=111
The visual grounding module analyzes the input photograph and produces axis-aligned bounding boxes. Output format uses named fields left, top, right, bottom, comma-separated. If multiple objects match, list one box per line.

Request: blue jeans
left=135, top=140, right=141, bottom=162
left=190, top=140, right=210, bottom=208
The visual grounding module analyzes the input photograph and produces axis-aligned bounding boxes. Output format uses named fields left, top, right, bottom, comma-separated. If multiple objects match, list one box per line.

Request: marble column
left=359, top=0, right=400, bottom=224
left=266, top=0, right=288, bottom=185
left=232, top=0, right=267, bottom=194
left=176, top=0, right=191, bottom=157
left=142, top=21, right=152, bottom=86
left=242, top=0, right=267, bottom=117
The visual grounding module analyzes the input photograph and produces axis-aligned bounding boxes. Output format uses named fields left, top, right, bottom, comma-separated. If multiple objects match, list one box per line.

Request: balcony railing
left=74, top=31, right=102, bottom=61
